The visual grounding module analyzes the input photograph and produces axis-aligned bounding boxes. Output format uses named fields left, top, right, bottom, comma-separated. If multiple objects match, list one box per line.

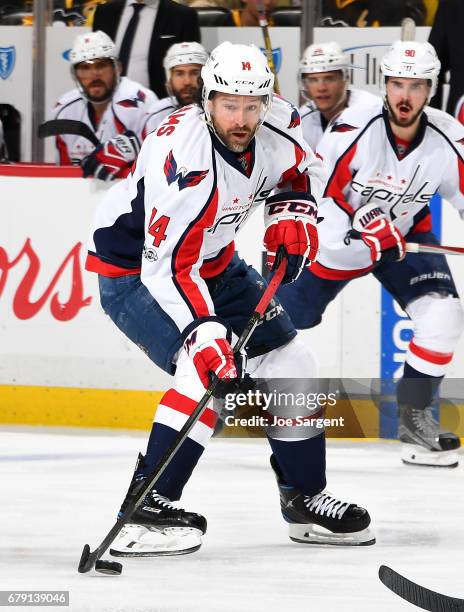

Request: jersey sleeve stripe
left=323, top=143, right=357, bottom=215
left=278, top=143, right=310, bottom=192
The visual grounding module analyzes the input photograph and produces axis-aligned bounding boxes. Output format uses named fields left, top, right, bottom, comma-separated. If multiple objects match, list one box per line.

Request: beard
left=174, top=86, right=201, bottom=107
left=214, top=124, right=255, bottom=153
left=387, top=98, right=427, bottom=128
left=83, top=78, right=115, bottom=104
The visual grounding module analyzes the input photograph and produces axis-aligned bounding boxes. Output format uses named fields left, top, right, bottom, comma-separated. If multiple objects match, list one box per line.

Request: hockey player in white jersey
left=86, top=42, right=375, bottom=555
left=278, top=41, right=464, bottom=468
left=50, top=31, right=156, bottom=180
left=141, top=42, right=208, bottom=139
left=298, top=42, right=380, bottom=151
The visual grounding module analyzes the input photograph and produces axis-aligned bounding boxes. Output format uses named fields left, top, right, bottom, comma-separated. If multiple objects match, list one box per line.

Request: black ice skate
left=271, top=455, right=375, bottom=546
left=399, top=405, right=460, bottom=468
left=110, top=454, right=207, bottom=557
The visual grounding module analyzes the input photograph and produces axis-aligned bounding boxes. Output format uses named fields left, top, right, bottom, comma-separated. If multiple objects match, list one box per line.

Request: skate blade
left=289, top=523, right=376, bottom=546
left=109, top=525, right=203, bottom=557
left=401, top=443, right=459, bottom=468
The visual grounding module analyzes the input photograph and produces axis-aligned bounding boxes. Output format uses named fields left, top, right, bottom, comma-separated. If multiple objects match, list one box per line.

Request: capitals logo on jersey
left=331, top=122, right=358, bottom=133
left=164, top=150, right=209, bottom=190
left=287, top=106, right=301, bottom=129
left=117, top=90, right=147, bottom=108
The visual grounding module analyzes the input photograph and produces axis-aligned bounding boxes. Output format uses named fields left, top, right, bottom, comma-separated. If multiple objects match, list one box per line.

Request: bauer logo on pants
left=0, top=46, right=16, bottom=80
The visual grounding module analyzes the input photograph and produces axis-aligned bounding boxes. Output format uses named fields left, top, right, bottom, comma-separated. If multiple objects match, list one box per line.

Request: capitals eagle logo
left=117, top=90, right=147, bottom=108
left=164, top=150, right=209, bottom=190
left=330, top=122, right=357, bottom=133
left=287, top=106, right=301, bottom=129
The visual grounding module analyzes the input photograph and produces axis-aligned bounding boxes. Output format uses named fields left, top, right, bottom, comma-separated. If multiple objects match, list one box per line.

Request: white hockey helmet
left=299, top=42, right=349, bottom=79
left=380, top=40, right=441, bottom=101
left=69, top=31, right=118, bottom=66
left=201, top=41, right=274, bottom=127
left=163, top=42, right=208, bottom=81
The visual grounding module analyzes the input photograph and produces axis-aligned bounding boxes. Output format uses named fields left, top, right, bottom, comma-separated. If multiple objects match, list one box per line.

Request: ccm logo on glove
left=264, top=192, right=319, bottom=284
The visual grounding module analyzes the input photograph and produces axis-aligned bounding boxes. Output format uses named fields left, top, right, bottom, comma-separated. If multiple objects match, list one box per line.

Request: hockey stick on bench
left=256, top=0, right=280, bottom=95
left=379, top=565, right=464, bottom=611
left=38, top=119, right=100, bottom=147
left=78, top=258, right=288, bottom=575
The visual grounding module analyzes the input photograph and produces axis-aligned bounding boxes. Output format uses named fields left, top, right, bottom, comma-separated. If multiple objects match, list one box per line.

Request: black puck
left=95, top=559, right=123, bottom=575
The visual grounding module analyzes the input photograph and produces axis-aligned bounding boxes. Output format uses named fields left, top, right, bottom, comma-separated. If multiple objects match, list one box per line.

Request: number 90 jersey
left=313, top=99, right=464, bottom=277
left=86, top=96, right=326, bottom=335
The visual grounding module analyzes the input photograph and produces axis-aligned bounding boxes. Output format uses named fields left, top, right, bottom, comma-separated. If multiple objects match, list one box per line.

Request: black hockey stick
left=379, top=565, right=464, bottom=611
left=38, top=119, right=100, bottom=147
left=78, top=258, right=288, bottom=575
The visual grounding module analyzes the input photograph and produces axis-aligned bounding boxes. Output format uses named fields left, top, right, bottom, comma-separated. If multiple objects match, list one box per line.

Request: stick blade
left=38, top=119, right=100, bottom=147
left=78, top=543, right=97, bottom=574
left=379, top=565, right=464, bottom=611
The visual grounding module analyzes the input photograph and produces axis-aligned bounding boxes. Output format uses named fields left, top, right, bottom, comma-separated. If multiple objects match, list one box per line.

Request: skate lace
left=150, top=491, right=182, bottom=511
left=412, top=407, right=439, bottom=438
left=304, top=491, right=350, bottom=519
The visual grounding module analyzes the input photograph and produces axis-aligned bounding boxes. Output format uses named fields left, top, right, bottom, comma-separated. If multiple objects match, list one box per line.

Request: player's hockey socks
left=264, top=192, right=319, bottom=284
left=350, top=203, right=405, bottom=264
left=80, top=130, right=140, bottom=181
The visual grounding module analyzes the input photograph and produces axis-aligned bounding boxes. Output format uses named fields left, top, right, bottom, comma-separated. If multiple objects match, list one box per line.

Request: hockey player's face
left=169, top=64, right=203, bottom=106
left=210, top=93, right=263, bottom=152
left=75, top=58, right=118, bottom=103
left=302, top=71, right=347, bottom=115
left=386, top=78, right=430, bottom=127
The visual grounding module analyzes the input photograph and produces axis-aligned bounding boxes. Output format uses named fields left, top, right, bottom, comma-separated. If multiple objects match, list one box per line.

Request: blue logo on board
left=0, top=46, right=16, bottom=80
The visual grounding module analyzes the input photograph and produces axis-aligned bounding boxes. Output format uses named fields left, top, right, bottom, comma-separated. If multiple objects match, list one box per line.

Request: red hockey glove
left=264, top=192, right=319, bottom=284
left=80, top=130, right=140, bottom=182
left=350, top=204, right=406, bottom=265
left=183, top=320, right=248, bottom=398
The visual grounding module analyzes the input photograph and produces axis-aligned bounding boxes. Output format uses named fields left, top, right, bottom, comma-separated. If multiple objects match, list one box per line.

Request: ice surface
left=1, top=428, right=463, bottom=612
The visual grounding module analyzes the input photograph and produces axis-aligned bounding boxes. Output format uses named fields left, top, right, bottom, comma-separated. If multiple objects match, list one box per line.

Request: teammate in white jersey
left=141, top=42, right=208, bottom=139
left=86, top=42, right=375, bottom=555
left=50, top=31, right=156, bottom=181
left=298, top=42, right=380, bottom=151
left=278, top=41, right=464, bottom=468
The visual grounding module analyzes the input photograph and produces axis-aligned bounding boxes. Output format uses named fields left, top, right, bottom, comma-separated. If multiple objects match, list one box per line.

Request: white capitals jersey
left=313, top=99, right=464, bottom=278
left=50, top=77, right=157, bottom=164
left=141, top=97, right=177, bottom=140
left=86, top=96, right=326, bottom=335
left=300, top=88, right=380, bottom=152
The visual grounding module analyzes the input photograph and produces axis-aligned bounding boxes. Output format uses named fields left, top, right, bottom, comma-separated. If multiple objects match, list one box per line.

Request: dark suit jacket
left=429, top=0, right=464, bottom=115
left=93, top=0, right=201, bottom=99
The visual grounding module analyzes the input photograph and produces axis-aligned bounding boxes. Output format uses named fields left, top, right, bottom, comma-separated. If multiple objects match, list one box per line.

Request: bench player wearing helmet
left=85, top=41, right=375, bottom=556
left=278, top=41, right=464, bottom=468
left=50, top=31, right=157, bottom=181
left=298, top=42, right=380, bottom=151
left=141, top=42, right=208, bottom=139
